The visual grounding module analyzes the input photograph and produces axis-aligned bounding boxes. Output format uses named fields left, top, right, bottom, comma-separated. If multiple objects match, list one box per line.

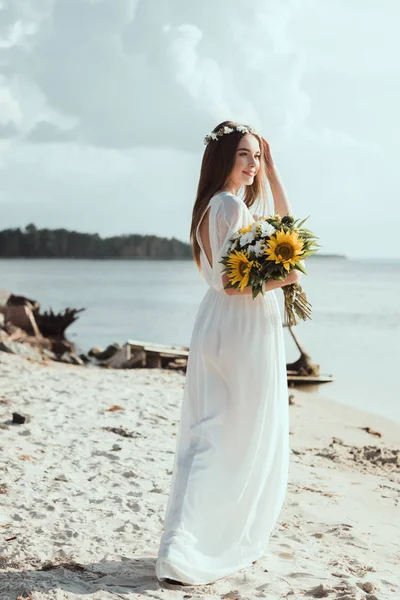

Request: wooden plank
left=128, top=340, right=189, bottom=359
left=128, top=338, right=188, bottom=351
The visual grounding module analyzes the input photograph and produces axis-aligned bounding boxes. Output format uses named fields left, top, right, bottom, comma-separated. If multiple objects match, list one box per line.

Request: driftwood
left=3, top=293, right=84, bottom=339
left=100, top=335, right=332, bottom=384
left=129, top=339, right=188, bottom=369
left=284, top=323, right=320, bottom=376
left=6, top=294, right=40, bottom=311
left=3, top=304, right=41, bottom=338
left=35, top=307, right=85, bottom=338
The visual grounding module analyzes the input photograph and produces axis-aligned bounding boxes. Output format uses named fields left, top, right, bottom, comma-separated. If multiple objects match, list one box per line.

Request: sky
left=0, top=0, right=399, bottom=259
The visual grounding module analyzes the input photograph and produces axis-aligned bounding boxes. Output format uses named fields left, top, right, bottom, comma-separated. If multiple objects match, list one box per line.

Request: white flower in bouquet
left=226, top=238, right=239, bottom=252
left=239, top=231, right=256, bottom=247
left=250, top=240, right=266, bottom=257
left=257, top=221, right=276, bottom=237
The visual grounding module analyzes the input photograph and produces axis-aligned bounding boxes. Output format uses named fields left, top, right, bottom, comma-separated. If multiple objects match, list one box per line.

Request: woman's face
left=227, top=133, right=261, bottom=189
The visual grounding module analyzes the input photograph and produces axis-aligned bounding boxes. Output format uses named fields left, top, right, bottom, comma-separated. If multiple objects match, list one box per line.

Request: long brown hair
left=190, top=120, right=268, bottom=271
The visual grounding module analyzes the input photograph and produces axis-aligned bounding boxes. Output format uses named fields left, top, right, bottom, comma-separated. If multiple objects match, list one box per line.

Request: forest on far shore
left=0, top=224, right=193, bottom=259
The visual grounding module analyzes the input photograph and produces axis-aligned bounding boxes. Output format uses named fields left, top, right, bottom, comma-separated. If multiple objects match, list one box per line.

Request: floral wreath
left=204, top=124, right=257, bottom=146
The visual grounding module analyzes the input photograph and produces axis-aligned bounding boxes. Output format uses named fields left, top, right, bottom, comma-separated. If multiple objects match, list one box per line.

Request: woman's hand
left=261, top=137, right=276, bottom=175
left=282, top=269, right=302, bottom=286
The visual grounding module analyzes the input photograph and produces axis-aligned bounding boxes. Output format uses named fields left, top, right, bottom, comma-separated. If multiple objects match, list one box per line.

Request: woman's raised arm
left=262, top=137, right=292, bottom=218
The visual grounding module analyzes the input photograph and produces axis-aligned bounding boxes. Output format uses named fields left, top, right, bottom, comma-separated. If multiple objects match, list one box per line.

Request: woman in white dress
left=155, top=120, right=302, bottom=586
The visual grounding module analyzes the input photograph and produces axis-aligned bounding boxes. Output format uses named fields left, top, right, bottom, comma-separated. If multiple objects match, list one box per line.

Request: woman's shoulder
left=210, top=191, right=244, bottom=207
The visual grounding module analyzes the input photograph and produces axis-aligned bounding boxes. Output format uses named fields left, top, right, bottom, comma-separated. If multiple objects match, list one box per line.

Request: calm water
left=1, top=258, right=399, bottom=423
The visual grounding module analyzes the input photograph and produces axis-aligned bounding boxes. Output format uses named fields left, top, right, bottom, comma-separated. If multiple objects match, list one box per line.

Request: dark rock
left=101, top=344, right=130, bottom=368
left=0, top=341, right=14, bottom=354
left=357, top=582, right=375, bottom=593
left=12, top=412, right=26, bottom=424
left=88, top=346, right=103, bottom=357
left=50, top=338, right=75, bottom=355
left=305, top=583, right=332, bottom=597
left=90, top=343, right=121, bottom=360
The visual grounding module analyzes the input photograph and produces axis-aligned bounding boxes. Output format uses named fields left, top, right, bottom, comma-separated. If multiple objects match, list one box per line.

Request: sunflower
left=265, top=228, right=304, bottom=271
left=226, top=250, right=254, bottom=291
left=239, top=224, right=253, bottom=234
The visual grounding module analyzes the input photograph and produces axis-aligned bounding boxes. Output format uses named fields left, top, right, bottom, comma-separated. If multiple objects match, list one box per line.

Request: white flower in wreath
left=223, top=126, right=234, bottom=135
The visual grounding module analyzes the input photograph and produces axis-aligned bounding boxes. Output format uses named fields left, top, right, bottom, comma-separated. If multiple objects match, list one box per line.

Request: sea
left=1, top=257, right=399, bottom=424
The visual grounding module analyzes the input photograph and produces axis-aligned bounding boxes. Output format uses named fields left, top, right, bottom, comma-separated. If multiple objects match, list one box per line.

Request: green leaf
left=295, top=262, right=307, bottom=274
left=296, top=215, right=311, bottom=228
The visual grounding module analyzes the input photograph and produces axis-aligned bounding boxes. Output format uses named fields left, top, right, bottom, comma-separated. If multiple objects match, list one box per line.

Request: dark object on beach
left=101, top=425, right=142, bottom=438
left=163, top=578, right=190, bottom=586
left=284, top=323, right=333, bottom=385
left=0, top=291, right=85, bottom=364
left=51, top=338, right=75, bottom=355
left=7, top=294, right=40, bottom=311
left=35, top=307, right=85, bottom=338
left=359, top=426, right=382, bottom=438
left=285, top=323, right=320, bottom=376
left=12, top=412, right=26, bottom=424
left=89, top=343, right=121, bottom=360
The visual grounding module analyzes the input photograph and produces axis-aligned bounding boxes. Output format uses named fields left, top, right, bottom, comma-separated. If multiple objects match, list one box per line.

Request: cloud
left=27, top=120, right=77, bottom=143
left=0, top=121, right=18, bottom=138
left=0, top=0, right=319, bottom=150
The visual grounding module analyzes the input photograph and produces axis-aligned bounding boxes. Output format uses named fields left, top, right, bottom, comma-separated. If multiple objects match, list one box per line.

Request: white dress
left=155, top=191, right=289, bottom=585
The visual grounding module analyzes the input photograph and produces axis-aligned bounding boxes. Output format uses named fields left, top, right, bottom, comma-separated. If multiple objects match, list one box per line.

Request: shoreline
left=0, top=352, right=399, bottom=598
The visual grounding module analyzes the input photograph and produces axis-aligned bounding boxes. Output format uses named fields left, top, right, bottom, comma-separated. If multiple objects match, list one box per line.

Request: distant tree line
left=0, top=224, right=193, bottom=259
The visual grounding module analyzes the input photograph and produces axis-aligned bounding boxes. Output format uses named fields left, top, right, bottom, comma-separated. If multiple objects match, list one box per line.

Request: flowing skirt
left=155, top=286, right=289, bottom=585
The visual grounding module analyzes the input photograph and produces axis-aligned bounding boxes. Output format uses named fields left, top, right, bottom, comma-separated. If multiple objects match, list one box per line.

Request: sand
left=0, top=351, right=399, bottom=600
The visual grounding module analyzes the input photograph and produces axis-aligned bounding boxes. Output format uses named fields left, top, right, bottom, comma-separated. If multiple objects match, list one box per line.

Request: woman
left=155, top=120, right=302, bottom=586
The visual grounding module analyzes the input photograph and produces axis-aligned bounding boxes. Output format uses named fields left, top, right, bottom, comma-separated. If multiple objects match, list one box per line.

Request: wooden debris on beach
left=4, top=294, right=41, bottom=337
left=89, top=336, right=333, bottom=384
left=35, top=307, right=85, bottom=338
left=0, top=291, right=86, bottom=364
left=284, top=323, right=333, bottom=384
left=284, top=322, right=320, bottom=376
left=92, top=340, right=187, bottom=370
left=0, top=290, right=333, bottom=384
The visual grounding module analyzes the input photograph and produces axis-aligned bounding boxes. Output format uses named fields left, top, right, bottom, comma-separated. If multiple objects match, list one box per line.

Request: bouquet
left=219, top=213, right=321, bottom=326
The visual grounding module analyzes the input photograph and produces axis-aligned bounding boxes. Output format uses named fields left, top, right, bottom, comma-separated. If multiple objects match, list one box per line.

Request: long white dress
left=155, top=191, right=289, bottom=585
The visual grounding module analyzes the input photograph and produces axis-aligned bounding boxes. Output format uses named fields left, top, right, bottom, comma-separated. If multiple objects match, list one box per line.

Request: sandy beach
left=0, top=351, right=399, bottom=600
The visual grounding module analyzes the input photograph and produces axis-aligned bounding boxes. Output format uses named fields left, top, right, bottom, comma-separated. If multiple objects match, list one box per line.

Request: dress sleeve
left=209, top=194, right=245, bottom=291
